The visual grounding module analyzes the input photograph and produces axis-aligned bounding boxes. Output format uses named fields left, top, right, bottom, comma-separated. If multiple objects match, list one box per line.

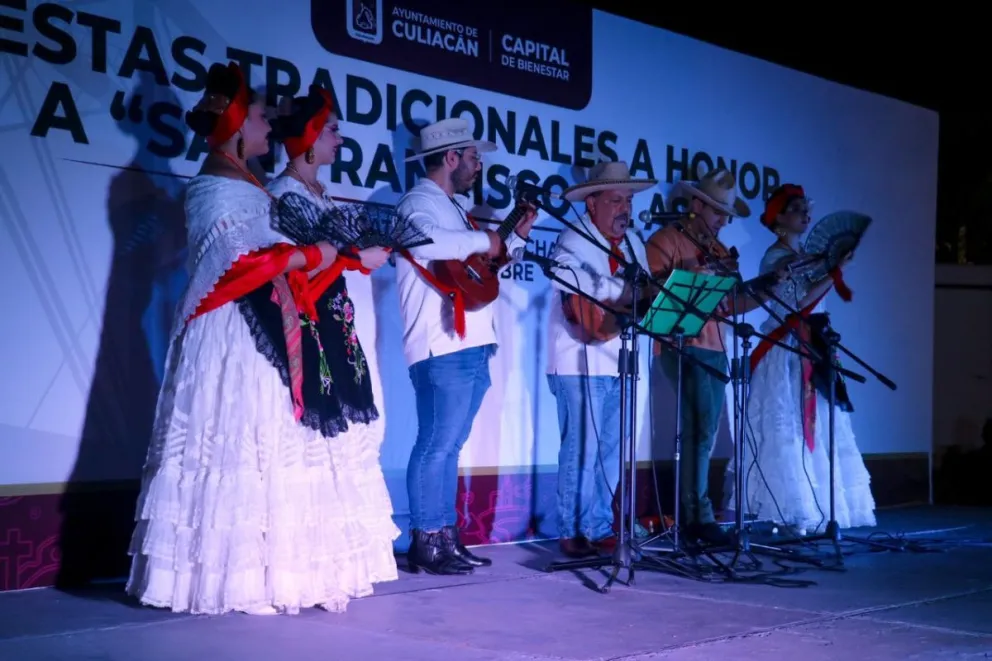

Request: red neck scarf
left=608, top=237, right=624, bottom=275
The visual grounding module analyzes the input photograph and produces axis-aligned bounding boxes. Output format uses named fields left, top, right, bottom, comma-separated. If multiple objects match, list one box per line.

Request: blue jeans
left=547, top=374, right=622, bottom=540
left=655, top=346, right=728, bottom=526
left=407, top=345, right=494, bottom=531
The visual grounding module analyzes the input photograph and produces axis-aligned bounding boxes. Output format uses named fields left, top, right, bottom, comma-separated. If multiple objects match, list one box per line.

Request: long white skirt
left=730, top=339, right=877, bottom=534
left=126, top=301, right=399, bottom=615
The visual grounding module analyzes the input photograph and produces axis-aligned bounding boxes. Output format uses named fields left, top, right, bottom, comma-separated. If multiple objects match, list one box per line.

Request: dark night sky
left=569, top=5, right=991, bottom=260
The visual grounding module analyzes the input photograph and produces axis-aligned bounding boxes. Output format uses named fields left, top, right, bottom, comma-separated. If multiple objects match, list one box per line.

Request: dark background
left=569, top=5, right=991, bottom=264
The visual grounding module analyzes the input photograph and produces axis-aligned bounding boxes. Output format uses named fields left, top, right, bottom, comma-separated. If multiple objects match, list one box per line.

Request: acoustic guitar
left=563, top=290, right=656, bottom=344
left=430, top=189, right=537, bottom=311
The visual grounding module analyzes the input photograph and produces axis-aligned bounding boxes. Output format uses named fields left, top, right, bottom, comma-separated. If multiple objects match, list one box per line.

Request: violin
left=697, top=232, right=740, bottom=274
left=670, top=218, right=740, bottom=274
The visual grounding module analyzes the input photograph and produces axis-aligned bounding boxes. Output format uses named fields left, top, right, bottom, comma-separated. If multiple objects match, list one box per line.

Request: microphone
left=506, top=175, right=562, bottom=201
left=744, top=270, right=781, bottom=292
left=638, top=210, right=683, bottom=227
left=784, top=252, right=827, bottom=274
left=512, top=247, right=561, bottom=272
left=617, top=262, right=650, bottom=285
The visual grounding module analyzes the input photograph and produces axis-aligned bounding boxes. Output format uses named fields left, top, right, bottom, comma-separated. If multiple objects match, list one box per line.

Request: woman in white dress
left=265, top=84, right=399, bottom=592
left=740, top=184, right=876, bottom=535
left=126, top=62, right=376, bottom=615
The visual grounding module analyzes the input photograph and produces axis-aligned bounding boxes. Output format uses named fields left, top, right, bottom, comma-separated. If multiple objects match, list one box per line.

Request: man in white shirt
left=545, top=161, right=656, bottom=558
left=395, top=118, right=537, bottom=575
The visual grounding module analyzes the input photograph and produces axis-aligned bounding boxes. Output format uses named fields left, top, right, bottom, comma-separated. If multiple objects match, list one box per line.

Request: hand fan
left=323, top=201, right=434, bottom=251
left=272, top=192, right=331, bottom=246
left=804, top=210, right=872, bottom=266
left=800, top=211, right=872, bottom=280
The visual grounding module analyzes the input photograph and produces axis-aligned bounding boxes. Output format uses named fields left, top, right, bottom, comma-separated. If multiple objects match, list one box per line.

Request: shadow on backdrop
left=58, top=75, right=189, bottom=588
left=363, top=122, right=420, bottom=551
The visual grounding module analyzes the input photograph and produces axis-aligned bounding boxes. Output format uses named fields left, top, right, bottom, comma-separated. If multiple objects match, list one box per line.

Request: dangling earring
left=687, top=211, right=696, bottom=219
left=236, top=136, right=246, bottom=160
left=775, top=227, right=787, bottom=238
left=305, top=147, right=315, bottom=165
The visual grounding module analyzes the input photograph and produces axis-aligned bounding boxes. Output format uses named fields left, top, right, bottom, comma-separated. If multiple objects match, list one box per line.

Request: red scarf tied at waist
left=397, top=213, right=489, bottom=341
left=749, top=267, right=852, bottom=452
left=188, top=244, right=367, bottom=420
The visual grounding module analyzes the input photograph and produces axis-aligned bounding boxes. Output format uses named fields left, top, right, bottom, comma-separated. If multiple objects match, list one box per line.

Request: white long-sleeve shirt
left=395, top=178, right=527, bottom=366
left=546, top=213, right=649, bottom=377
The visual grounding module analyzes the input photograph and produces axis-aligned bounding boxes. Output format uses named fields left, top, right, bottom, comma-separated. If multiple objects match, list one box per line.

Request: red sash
left=189, top=246, right=366, bottom=420
left=397, top=214, right=482, bottom=340
left=749, top=268, right=851, bottom=452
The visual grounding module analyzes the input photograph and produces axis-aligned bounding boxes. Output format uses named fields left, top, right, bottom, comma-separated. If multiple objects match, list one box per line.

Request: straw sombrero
left=675, top=167, right=751, bottom=218
left=562, top=161, right=657, bottom=202
left=404, top=118, right=497, bottom=163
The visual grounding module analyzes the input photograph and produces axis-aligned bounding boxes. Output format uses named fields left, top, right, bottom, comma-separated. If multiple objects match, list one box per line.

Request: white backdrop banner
left=0, top=0, right=937, bottom=492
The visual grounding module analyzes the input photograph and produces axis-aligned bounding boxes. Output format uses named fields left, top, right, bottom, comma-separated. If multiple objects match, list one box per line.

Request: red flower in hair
left=283, top=86, right=335, bottom=159
left=760, top=183, right=806, bottom=229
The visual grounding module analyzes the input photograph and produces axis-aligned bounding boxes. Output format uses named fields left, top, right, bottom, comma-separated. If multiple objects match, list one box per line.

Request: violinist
left=644, top=168, right=773, bottom=547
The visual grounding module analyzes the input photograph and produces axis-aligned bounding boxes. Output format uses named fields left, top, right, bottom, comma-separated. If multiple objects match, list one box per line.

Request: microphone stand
left=532, top=205, right=738, bottom=588
left=623, top=217, right=854, bottom=573
left=537, top=204, right=851, bottom=581
left=537, top=258, right=730, bottom=590
left=757, top=319, right=902, bottom=557
left=673, top=224, right=886, bottom=569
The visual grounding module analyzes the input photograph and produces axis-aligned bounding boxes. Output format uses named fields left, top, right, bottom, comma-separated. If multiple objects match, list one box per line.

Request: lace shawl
left=757, top=245, right=823, bottom=336
left=169, top=175, right=286, bottom=341
left=241, top=174, right=379, bottom=436
left=266, top=174, right=337, bottom=222
left=756, top=245, right=853, bottom=415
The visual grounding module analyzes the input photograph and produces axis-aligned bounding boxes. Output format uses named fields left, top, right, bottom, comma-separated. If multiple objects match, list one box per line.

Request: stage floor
left=2, top=506, right=991, bottom=660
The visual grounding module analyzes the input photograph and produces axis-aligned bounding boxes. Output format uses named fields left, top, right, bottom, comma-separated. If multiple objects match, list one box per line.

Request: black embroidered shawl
left=238, top=274, right=379, bottom=438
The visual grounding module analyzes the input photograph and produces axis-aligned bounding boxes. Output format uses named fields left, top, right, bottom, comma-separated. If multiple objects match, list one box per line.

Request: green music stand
left=641, top=269, right=737, bottom=340
left=638, top=268, right=736, bottom=555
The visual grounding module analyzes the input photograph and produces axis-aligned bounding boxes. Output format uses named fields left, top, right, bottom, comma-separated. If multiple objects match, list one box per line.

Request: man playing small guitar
left=545, top=161, right=656, bottom=557
left=395, top=118, right=538, bottom=575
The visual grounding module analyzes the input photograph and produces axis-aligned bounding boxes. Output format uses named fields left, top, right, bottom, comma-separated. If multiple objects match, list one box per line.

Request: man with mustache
left=644, top=168, right=773, bottom=547
left=544, top=161, right=656, bottom=557
left=396, top=118, right=538, bottom=575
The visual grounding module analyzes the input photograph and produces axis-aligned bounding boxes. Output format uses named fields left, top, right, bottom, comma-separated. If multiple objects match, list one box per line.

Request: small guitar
left=430, top=189, right=537, bottom=311
left=563, top=291, right=655, bottom=344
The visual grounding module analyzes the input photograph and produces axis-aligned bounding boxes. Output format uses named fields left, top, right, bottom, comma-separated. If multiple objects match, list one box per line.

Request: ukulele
left=563, top=290, right=656, bottom=344
left=561, top=234, right=657, bottom=344
left=430, top=188, right=538, bottom=311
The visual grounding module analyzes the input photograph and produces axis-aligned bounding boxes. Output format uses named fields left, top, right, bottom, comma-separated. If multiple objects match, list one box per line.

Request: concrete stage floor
left=2, top=506, right=991, bottom=660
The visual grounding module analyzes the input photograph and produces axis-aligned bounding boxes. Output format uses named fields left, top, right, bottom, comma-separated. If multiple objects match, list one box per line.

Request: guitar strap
left=448, top=195, right=479, bottom=231
left=397, top=250, right=468, bottom=340
left=395, top=196, right=477, bottom=340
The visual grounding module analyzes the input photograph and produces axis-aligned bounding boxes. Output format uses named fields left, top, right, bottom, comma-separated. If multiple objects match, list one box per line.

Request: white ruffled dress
left=125, top=174, right=397, bottom=616
left=728, top=245, right=877, bottom=534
